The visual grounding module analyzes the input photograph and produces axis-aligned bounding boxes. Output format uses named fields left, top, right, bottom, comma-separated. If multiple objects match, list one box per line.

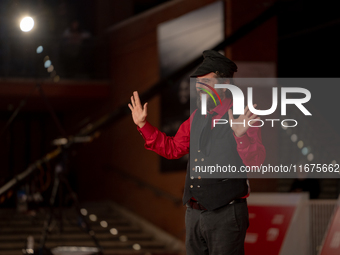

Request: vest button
left=197, top=185, right=201, bottom=188
left=201, top=158, right=204, bottom=161
left=190, top=176, right=194, bottom=179
left=195, top=158, right=197, bottom=162
left=190, top=185, right=193, bottom=188
left=240, top=141, right=243, bottom=144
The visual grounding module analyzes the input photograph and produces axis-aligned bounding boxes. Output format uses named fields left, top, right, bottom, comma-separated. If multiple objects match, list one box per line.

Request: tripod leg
left=39, top=164, right=61, bottom=252
left=60, top=175, right=103, bottom=254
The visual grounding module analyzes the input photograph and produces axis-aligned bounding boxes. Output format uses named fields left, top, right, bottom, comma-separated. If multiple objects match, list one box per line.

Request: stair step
left=0, top=232, right=154, bottom=242
left=0, top=248, right=181, bottom=255
left=0, top=226, right=142, bottom=235
left=0, top=202, right=184, bottom=255
left=0, top=240, right=166, bottom=250
left=0, top=217, right=130, bottom=226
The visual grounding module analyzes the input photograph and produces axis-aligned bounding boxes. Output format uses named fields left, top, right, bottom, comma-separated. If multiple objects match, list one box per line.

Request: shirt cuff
left=136, top=121, right=156, bottom=139
left=233, top=132, right=251, bottom=149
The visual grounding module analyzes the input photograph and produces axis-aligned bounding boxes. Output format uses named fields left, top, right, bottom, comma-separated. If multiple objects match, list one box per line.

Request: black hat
left=190, top=50, right=237, bottom=78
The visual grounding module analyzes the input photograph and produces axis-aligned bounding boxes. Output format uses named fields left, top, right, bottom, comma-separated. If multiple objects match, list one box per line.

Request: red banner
left=320, top=207, right=340, bottom=255
left=245, top=205, right=295, bottom=255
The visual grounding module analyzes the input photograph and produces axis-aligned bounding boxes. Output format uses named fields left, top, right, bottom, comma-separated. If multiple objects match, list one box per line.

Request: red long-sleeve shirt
left=137, top=98, right=266, bottom=165
left=136, top=97, right=266, bottom=199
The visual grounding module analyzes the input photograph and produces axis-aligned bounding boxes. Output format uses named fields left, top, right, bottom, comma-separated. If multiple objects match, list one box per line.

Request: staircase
left=0, top=202, right=185, bottom=255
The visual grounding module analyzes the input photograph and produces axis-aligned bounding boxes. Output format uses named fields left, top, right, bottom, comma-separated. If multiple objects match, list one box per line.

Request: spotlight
left=119, top=235, right=128, bottom=242
left=290, top=134, right=298, bottom=142
left=301, top=147, right=309, bottom=155
left=44, top=60, right=51, bottom=68
left=47, top=65, right=54, bottom=72
left=20, top=17, right=34, bottom=32
left=100, top=221, right=108, bottom=228
left=297, top=140, right=304, bottom=149
left=89, top=214, right=97, bottom=222
left=110, top=228, right=118, bottom=235
left=80, top=208, right=88, bottom=216
left=132, top=244, right=141, bottom=250
left=307, top=153, right=314, bottom=161
left=36, top=46, right=43, bottom=54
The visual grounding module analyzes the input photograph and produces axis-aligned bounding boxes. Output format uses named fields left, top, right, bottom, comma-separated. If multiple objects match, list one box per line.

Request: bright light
left=20, top=17, right=34, bottom=32
left=44, top=60, right=51, bottom=68
left=132, top=244, right=141, bottom=250
left=297, top=140, right=304, bottom=149
left=119, top=235, right=128, bottom=242
left=301, top=147, right=309, bottom=155
left=100, top=221, right=108, bottom=228
left=47, top=65, right=54, bottom=72
left=110, top=228, right=118, bottom=235
left=307, top=153, right=314, bottom=161
left=80, top=208, right=87, bottom=216
left=89, top=214, right=97, bottom=221
left=290, top=134, right=298, bottom=142
left=36, top=46, right=43, bottom=54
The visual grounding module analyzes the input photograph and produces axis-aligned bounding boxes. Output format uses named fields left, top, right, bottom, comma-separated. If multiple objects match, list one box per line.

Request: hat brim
left=190, top=66, right=214, bottom=77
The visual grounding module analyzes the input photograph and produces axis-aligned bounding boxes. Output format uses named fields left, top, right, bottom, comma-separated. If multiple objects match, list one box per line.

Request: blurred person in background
left=60, top=19, right=91, bottom=78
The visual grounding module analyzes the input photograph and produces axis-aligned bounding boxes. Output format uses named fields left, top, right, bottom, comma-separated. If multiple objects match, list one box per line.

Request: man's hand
left=128, top=91, right=148, bottom=128
left=228, top=104, right=260, bottom=137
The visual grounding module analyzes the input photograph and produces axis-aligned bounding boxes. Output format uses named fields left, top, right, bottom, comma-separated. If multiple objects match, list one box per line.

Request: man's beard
left=196, top=89, right=227, bottom=111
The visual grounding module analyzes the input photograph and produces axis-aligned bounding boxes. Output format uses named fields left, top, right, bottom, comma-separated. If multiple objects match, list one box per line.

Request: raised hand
left=228, top=104, right=260, bottom=137
left=128, top=91, right=148, bottom=128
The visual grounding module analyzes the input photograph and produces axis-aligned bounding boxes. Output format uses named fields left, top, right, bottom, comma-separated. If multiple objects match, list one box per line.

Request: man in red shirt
left=129, top=50, right=266, bottom=255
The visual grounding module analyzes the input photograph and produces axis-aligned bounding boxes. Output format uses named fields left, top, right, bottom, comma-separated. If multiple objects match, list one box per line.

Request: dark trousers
left=185, top=200, right=249, bottom=255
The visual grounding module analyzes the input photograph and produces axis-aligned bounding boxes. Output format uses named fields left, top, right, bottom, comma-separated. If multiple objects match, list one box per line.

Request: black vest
left=182, top=109, right=248, bottom=211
